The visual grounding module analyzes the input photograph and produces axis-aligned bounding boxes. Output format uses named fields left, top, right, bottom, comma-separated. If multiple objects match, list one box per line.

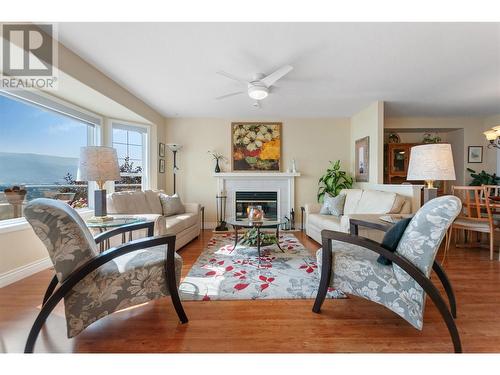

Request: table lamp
left=77, top=146, right=120, bottom=220
left=407, top=143, right=456, bottom=203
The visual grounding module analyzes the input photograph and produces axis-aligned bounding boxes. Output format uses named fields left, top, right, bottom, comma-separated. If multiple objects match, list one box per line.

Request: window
left=112, top=122, right=148, bottom=192
left=0, top=91, right=100, bottom=221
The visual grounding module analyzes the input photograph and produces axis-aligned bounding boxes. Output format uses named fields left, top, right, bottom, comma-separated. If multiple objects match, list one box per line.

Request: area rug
left=179, top=232, right=346, bottom=301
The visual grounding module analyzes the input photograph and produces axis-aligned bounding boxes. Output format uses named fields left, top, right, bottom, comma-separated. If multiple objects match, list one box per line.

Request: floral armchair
left=313, top=195, right=463, bottom=352
left=23, top=198, right=188, bottom=353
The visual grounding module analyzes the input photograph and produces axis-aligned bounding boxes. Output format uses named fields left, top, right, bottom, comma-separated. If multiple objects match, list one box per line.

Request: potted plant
left=467, top=168, right=500, bottom=186
left=317, top=160, right=354, bottom=203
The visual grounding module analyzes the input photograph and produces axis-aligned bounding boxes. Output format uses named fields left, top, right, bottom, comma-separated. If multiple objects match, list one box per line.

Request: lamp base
left=94, top=189, right=108, bottom=217
left=423, top=187, right=438, bottom=204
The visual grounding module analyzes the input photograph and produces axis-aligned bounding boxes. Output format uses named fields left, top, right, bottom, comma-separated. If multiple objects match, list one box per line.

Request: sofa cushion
left=110, top=191, right=151, bottom=214
left=164, top=216, right=186, bottom=234
left=389, top=194, right=406, bottom=214
left=308, top=213, right=342, bottom=231
left=341, top=189, right=363, bottom=215
left=144, top=190, right=163, bottom=215
left=173, top=212, right=198, bottom=229
left=377, top=217, right=412, bottom=265
left=160, top=193, right=186, bottom=216
left=319, top=193, right=346, bottom=217
left=355, top=190, right=397, bottom=214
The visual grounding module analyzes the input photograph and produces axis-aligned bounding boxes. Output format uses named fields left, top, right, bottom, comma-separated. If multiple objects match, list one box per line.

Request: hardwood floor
left=1, top=230, right=500, bottom=353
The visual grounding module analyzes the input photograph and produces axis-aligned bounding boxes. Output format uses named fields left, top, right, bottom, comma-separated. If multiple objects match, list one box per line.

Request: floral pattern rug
left=179, top=233, right=346, bottom=301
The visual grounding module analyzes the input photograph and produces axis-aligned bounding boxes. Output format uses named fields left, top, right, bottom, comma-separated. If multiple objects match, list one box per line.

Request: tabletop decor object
left=247, top=205, right=264, bottom=221
left=77, top=146, right=120, bottom=221
left=407, top=143, right=456, bottom=203
left=4, top=185, right=27, bottom=218
left=208, top=150, right=226, bottom=173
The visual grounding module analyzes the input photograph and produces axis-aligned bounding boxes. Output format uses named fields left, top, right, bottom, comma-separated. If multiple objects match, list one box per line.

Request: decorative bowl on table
left=247, top=205, right=264, bottom=221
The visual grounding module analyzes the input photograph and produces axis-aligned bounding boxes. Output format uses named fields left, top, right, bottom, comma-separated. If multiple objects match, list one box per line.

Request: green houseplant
left=317, top=160, right=354, bottom=203
left=467, top=168, right=500, bottom=186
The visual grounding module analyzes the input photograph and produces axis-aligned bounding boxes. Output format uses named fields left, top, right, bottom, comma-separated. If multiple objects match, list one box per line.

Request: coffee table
left=227, top=217, right=286, bottom=260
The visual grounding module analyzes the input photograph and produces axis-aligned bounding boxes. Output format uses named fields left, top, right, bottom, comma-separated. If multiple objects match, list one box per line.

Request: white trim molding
left=213, top=172, right=300, bottom=220
left=0, top=257, right=52, bottom=288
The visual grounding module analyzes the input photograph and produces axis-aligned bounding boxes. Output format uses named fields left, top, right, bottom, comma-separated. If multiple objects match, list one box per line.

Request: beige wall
left=350, top=101, right=384, bottom=184
left=165, top=118, right=350, bottom=224
left=385, top=117, right=497, bottom=185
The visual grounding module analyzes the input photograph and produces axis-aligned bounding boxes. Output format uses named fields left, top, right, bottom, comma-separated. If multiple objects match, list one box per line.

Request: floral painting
left=231, top=122, right=281, bottom=171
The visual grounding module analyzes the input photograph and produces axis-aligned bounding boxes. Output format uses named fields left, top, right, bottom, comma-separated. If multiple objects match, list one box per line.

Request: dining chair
left=444, top=186, right=497, bottom=261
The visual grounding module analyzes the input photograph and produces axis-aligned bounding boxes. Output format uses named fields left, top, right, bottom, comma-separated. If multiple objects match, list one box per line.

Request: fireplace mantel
left=212, top=172, right=300, bottom=221
left=212, top=172, right=300, bottom=178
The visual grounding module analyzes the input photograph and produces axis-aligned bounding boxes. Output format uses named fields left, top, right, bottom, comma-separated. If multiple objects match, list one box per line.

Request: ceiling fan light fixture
left=248, top=86, right=269, bottom=100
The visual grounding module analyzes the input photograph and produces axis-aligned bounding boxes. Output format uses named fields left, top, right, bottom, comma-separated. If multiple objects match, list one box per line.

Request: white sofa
left=105, top=190, right=201, bottom=251
left=304, top=188, right=412, bottom=243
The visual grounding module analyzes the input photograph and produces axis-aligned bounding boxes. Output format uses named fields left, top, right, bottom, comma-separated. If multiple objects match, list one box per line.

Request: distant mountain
left=0, top=152, right=78, bottom=185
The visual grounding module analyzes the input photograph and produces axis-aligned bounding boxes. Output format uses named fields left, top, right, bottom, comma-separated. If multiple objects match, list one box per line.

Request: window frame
left=110, top=120, right=152, bottom=191
left=0, top=89, right=103, bottom=223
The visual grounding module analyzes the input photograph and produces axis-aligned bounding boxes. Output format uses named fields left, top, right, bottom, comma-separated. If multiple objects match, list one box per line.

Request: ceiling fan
left=215, top=65, right=293, bottom=105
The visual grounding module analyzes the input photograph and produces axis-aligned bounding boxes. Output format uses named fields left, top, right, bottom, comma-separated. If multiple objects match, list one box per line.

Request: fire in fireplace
left=235, top=191, right=278, bottom=221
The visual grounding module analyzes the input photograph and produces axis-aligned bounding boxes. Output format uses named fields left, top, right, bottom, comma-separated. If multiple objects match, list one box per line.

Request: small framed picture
left=159, top=143, right=166, bottom=157
left=159, top=159, right=165, bottom=173
left=468, top=146, right=483, bottom=163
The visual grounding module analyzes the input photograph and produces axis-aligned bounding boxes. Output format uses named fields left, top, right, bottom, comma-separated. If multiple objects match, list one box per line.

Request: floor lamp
left=167, top=144, right=182, bottom=194
left=407, top=143, right=456, bottom=204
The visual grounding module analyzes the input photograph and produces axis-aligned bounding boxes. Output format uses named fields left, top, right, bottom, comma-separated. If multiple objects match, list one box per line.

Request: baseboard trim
left=0, top=257, right=52, bottom=288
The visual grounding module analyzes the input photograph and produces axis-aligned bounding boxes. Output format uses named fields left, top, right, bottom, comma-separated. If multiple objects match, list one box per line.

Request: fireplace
left=235, top=191, right=278, bottom=221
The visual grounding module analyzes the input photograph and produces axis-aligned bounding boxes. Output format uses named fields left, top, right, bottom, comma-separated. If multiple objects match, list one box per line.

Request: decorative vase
left=215, top=159, right=221, bottom=173
left=247, top=205, right=264, bottom=221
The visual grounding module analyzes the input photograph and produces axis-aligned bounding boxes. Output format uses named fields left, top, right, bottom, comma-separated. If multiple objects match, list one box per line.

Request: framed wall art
left=355, top=136, right=370, bottom=182
left=468, top=146, right=483, bottom=163
left=231, top=122, right=281, bottom=171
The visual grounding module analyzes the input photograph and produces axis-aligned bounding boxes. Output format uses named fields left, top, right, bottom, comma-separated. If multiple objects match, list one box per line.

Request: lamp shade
left=166, top=143, right=182, bottom=152
left=407, top=143, right=456, bottom=181
left=77, top=146, right=120, bottom=187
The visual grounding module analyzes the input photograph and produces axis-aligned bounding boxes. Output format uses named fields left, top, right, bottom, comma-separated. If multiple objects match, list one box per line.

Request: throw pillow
left=377, top=217, right=412, bottom=265
left=159, top=193, right=186, bottom=216
left=319, top=193, right=346, bottom=217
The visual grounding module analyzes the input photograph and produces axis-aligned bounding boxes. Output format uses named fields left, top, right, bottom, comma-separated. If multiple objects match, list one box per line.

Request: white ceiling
left=57, top=23, right=500, bottom=118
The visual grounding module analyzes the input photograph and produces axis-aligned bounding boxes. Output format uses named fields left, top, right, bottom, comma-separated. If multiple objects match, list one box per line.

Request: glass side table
left=86, top=217, right=154, bottom=252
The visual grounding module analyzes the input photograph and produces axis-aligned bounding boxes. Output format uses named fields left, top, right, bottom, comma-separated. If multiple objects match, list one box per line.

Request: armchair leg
left=432, top=261, right=457, bottom=318
left=313, top=238, right=333, bottom=313
left=25, top=289, right=64, bottom=353
left=165, top=248, right=188, bottom=324
left=421, top=278, right=462, bottom=353
left=42, top=275, right=59, bottom=306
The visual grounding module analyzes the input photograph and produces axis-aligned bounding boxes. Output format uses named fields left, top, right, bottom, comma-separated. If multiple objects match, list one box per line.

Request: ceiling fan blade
left=216, top=71, right=249, bottom=84
left=260, top=65, right=293, bottom=87
left=215, top=91, right=245, bottom=100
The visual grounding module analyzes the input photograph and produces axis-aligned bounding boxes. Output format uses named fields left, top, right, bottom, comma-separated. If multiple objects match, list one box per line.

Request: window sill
left=0, top=208, right=94, bottom=234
